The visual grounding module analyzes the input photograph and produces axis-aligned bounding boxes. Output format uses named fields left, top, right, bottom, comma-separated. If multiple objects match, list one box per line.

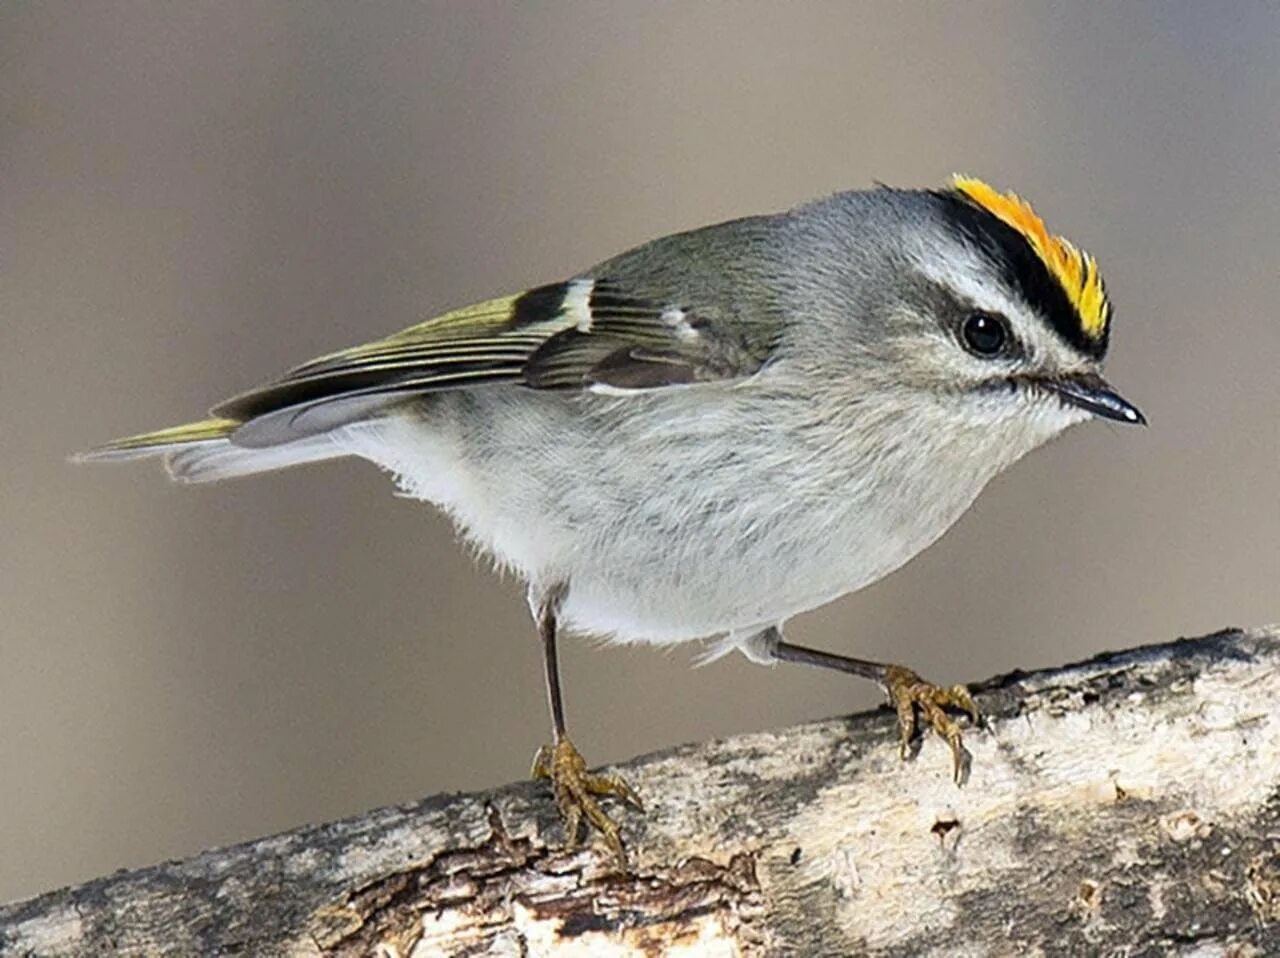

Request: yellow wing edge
left=75, top=417, right=240, bottom=460
left=78, top=283, right=583, bottom=460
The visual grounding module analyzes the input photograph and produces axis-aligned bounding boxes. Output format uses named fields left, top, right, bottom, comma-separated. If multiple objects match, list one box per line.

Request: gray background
left=3, top=2, right=1277, bottom=903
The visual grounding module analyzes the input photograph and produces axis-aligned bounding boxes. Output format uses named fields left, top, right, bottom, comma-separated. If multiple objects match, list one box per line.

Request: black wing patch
left=523, top=284, right=717, bottom=390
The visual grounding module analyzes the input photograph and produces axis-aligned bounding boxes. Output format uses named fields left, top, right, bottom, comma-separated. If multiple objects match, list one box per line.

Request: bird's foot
left=882, top=665, right=980, bottom=785
left=531, top=736, right=643, bottom=868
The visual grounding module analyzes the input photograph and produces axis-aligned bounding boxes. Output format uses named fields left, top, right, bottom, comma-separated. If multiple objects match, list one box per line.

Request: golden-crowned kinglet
left=80, top=176, right=1144, bottom=864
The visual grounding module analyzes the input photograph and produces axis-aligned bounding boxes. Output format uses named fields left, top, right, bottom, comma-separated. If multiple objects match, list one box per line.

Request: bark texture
left=2, top=627, right=1278, bottom=957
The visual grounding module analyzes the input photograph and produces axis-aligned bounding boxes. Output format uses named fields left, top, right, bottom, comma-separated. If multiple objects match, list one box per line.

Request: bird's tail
left=73, top=417, right=348, bottom=483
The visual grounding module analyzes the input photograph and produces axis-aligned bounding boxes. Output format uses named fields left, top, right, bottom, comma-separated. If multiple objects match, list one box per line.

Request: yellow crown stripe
left=949, top=176, right=1110, bottom=342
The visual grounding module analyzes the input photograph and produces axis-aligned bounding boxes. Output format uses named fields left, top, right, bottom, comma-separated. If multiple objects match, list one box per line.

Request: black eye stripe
left=931, top=192, right=1108, bottom=360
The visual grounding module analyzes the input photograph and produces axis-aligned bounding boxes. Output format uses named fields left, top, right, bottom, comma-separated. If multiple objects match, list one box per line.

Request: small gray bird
left=80, top=176, right=1144, bottom=864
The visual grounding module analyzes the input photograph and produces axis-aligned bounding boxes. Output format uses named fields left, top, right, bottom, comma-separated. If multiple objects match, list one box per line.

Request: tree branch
left=3, top=628, right=1278, bottom=956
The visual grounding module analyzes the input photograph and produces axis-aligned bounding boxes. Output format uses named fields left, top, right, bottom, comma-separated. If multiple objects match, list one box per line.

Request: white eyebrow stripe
left=917, top=254, right=1026, bottom=322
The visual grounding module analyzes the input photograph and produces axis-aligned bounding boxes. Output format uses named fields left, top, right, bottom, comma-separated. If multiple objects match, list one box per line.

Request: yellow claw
left=882, top=665, right=981, bottom=785
left=532, top=737, right=643, bottom=868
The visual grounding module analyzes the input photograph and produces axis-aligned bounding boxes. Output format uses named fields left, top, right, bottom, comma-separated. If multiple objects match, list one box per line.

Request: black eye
left=961, top=313, right=1008, bottom=357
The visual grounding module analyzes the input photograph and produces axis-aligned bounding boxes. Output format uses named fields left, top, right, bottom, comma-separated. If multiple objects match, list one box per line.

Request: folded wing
left=81, top=275, right=772, bottom=459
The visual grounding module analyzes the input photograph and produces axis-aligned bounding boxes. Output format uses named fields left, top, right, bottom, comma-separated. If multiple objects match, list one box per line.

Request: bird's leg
left=761, top=629, right=980, bottom=784
left=528, top=585, right=643, bottom=867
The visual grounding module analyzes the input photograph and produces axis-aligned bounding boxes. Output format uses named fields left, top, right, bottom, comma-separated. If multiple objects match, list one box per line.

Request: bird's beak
left=1041, top=372, right=1146, bottom=425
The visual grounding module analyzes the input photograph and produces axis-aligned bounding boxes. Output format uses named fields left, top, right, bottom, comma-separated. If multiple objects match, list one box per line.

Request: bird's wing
left=216, top=277, right=772, bottom=447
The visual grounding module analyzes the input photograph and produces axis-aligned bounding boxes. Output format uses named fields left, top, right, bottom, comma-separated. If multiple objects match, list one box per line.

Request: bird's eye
left=961, top=313, right=1008, bottom=357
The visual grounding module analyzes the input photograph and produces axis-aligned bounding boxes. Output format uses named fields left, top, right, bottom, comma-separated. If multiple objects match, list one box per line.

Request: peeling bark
left=2, top=628, right=1278, bottom=956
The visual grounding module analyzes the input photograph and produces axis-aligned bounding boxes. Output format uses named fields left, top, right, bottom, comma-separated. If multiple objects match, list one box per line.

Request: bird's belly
left=352, top=391, right=991, bottom=646
left=554, top=492, right=955, bottom=644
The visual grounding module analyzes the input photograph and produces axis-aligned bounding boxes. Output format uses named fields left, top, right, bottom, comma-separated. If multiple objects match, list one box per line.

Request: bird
left=79, top=175, right=1144, bottom=865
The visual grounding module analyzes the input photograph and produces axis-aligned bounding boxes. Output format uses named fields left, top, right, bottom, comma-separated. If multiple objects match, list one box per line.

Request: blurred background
left=2, top=2, right=1277, bottom=903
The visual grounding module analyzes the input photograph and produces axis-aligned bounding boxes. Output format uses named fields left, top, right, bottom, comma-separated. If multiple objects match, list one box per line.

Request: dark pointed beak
left=1041, top=372, right=1146, bottom=425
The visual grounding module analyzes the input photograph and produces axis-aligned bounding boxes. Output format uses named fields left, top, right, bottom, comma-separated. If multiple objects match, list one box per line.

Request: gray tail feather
left=162, top=435, right=349, bottom=483
left=77, top=435, right=351, bottom=483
